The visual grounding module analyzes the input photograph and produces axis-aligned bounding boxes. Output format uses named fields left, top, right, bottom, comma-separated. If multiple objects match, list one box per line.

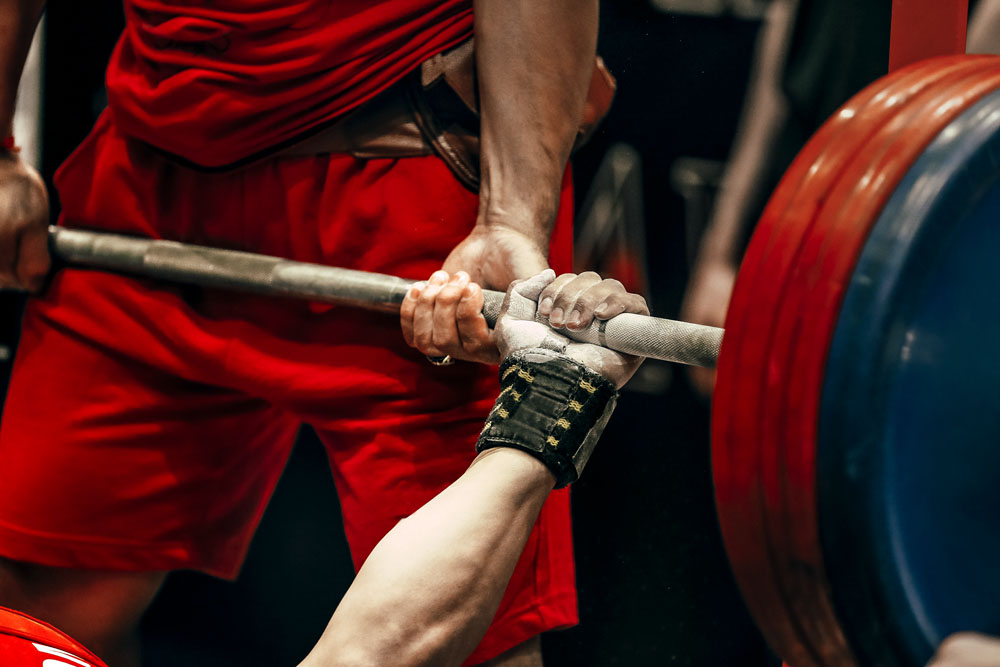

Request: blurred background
left=0, top=0, right=939, bottom=663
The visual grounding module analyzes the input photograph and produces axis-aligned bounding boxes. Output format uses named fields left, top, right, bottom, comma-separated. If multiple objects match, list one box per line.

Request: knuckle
left=577, top=288, right=603, bottom=306
left=437, top=289, right=461, bottom=306
left=554, top=286, right=579, bottom=305
left=457, top=308, right=482, bottom=325
left=547, top=274, right=576, bottom=291
left=414, top=330, right=434, bottom=349
left=431, top=330, right=455, bottom=350
left=603, top=278, right=625, bottom=292
left=604, top=293, right=625, bottom=307
left=419, top=342, right=444, bottom=357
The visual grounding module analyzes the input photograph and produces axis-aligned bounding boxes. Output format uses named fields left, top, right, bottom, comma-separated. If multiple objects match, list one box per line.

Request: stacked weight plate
left=713, top=55, right=1000, bottom=666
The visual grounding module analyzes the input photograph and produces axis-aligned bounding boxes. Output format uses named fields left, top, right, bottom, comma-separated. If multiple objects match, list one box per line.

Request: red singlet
left=106, top=1, right=474, bottom=167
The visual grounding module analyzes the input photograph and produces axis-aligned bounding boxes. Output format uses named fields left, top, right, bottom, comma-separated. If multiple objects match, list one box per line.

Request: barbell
left=46, top=227, right=723, bottom=368
left=39, top=55, right=1000, bottom=667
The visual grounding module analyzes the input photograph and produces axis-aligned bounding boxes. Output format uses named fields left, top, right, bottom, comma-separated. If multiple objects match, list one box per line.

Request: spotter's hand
left=496, top=270, right=648, bottom=388
left=400, top=270, right=500, bottom=365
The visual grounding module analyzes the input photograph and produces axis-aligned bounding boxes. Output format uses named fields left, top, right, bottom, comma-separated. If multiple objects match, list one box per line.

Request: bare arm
left=299, top=448, right=555, bottom=667
left=473, top=0, right=598, bottom=248
left=927, top=633, right=1000, bottom=666
left=691, top=0, right=796, bottom=270
left=308, top=271, right=643, bottom=666
left=430, top=0, right=599, bottom=364
left=0, top=0, right=44, bottom=138
left=680, top=0, right=796, bottom=396
left=968, top=0, right=1000, bottom=54
left=0, top=0, right=49, bottom=292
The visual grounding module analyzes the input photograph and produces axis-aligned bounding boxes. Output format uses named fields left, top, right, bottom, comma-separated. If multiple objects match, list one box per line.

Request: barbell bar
left=46, top=225, right=724, bottom=368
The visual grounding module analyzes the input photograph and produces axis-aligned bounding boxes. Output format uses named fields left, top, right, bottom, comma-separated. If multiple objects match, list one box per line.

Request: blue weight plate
left=819, top=86, right=1000, bottom=665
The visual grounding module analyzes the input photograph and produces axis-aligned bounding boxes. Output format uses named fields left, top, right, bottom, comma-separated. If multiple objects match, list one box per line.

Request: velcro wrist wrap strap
left=476, top=348, right=618, bottom=488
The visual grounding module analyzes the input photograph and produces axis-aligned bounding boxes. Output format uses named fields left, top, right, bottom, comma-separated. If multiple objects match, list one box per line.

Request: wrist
left=477, top=348, right=618, bottom=488
left=475, top=208, right=554, bottom=249
left=477, top=179, right=559, bottom=246
left=471, top=448, right=557, bottom=487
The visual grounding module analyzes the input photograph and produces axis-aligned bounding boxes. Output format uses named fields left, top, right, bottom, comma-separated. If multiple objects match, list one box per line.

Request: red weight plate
left=717, top=55, right=975, bottom=506
left=712, top=55, right=1000, bottom=667
left=759, top=58, right=1000, bottom=666
left=716, top=54, right=970, bottom=382
left=737, top=56, right=1000, bottom=667
left=712, top=57, right=965, bottom=667
left=712, top=55, right=978, bottom=667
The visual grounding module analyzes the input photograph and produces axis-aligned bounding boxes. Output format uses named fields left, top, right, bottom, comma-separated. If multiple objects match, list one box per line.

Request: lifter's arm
left=300, top=447, right=556, bottom=667
left=0, top=0, right=49, bottom=292
left=472, top=0, right=598, bottom=250
left=429, top=0, right=599, bottom=364
left=0, top=0, right=43, bottom=138
left=303, top=272, right=642, bottom=667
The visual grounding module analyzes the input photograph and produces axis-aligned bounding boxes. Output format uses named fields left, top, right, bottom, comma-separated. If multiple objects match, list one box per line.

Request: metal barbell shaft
left=47, top=226, right=724, bottom=367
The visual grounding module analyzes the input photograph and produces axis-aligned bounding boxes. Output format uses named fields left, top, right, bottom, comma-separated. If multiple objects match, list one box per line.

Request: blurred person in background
left=681, top=0, right=1000, bottom=396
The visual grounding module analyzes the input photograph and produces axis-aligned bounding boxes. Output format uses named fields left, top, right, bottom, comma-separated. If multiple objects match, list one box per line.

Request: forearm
left=300, top=449, right=555, bottom=667
left=0, top=0, right=45, bottom=137
left=695, top=0, right=795, bottom=267
left=968, top=0, right=1000, bottom=54
left=474, top=0, right=598, bottom=245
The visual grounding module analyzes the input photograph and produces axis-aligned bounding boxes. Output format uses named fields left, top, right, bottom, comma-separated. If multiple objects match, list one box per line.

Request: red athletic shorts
left=0, top=112, right=578, bottom=663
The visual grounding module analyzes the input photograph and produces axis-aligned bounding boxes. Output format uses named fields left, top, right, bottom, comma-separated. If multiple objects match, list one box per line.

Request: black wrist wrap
left=476, top=348, right=619, bottom=488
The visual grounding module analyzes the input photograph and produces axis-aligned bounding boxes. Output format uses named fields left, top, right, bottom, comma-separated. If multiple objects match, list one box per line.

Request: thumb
left=500, top=269, right=556, bottom=322
left=511, top=269, right=556, bottom=300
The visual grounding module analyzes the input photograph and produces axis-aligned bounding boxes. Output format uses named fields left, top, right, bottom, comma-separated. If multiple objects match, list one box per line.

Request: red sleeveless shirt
left=105, top=1, right=473, bottom=167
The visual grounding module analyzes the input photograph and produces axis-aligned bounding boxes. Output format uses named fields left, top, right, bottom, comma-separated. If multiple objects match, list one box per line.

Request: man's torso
left=107, top=0, right=474, bottom=167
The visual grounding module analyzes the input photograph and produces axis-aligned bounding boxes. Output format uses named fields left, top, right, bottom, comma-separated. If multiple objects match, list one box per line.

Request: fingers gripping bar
left=48, top=227, right=723, bottom=367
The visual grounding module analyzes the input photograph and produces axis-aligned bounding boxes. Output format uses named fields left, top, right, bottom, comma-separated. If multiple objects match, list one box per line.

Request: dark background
left=2, top=2, right=782, bottom=664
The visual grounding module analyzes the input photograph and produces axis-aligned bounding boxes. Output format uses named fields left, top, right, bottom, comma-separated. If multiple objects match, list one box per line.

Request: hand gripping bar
left=47, top=226, right=723, bottom=367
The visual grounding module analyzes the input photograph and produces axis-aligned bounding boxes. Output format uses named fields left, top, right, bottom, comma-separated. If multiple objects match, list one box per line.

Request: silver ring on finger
left=426, top=354, right=455, bottom=366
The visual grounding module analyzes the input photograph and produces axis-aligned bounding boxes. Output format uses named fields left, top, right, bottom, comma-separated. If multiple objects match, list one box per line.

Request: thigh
left=0, top=288, right=300, bottom=580
left=0, top=556, right=163, bottom=664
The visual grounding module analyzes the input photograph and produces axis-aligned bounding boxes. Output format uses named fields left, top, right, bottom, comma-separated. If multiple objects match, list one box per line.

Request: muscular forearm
left=694, top=0, right=795, bottom=267
left=300, top=449, right=555, bottom=667
left=0, top=0, right=45, bottom=137
left=968, top=0, right=1000, bottom=54
left=474, top=0, right=598, bottom=245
